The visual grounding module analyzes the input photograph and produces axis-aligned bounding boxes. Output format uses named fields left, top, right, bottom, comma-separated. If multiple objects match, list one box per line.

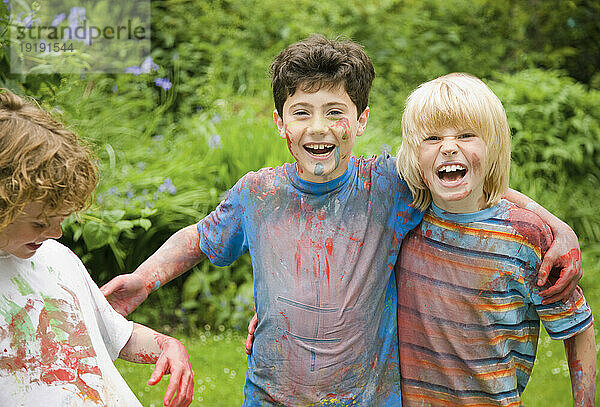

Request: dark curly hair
left=271, top=34, right=375, bottom=117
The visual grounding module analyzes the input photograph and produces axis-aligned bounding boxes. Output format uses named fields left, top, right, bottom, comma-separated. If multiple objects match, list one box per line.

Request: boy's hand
left=537, top=225, right=582, bottom=304
left=246, top=313, right=258, bottom=355
left=148, top=337, right=195, bottom=407
left=100, top=273, right=150, bottom=316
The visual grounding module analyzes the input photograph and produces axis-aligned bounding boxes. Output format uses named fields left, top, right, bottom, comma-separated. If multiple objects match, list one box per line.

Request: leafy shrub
left=490, top=69, right=600, bottom=294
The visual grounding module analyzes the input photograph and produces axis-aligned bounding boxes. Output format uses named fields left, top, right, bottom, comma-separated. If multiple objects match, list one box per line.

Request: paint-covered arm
left=564, top=325, right=596, bottom=406
left=503, top=188, right=582, bottom=303
left=101, top=224, right=206, bottom=316
left=119, top=323, right=194, bottom=407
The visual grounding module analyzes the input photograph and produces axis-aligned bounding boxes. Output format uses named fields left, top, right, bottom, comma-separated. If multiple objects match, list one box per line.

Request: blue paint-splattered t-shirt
left=198, top=154, right=423, bottom=406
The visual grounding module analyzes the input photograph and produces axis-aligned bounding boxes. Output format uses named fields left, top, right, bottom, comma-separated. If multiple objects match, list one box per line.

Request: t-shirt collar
left=430, top=199, right=509, bottom=223
left=286, top=156, right=356, bottom=195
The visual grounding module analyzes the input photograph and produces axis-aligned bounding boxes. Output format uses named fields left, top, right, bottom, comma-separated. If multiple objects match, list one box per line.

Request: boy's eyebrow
left=288, top=101, right=348, bottom=109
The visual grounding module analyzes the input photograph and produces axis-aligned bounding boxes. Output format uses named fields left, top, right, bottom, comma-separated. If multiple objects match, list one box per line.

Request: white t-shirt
left=0, top=239, right=141, bottom=406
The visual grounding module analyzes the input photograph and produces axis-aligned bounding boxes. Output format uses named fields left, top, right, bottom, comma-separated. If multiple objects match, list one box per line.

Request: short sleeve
left=76, top=257, right=134, bottom=361
left=198, top=176, right=249, bottom=266
left=517, top=216, right=594, bottom=341
left=535, top=286, right=594, bottom=340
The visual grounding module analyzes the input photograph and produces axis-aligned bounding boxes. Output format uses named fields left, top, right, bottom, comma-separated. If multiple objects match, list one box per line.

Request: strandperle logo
left=15, top=18, right=147, bottom=41
left=8, top=0, right=151, bottom=74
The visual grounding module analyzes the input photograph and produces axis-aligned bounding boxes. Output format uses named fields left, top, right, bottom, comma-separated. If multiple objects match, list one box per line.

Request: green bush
left=490, top=69, right=600, bottom=294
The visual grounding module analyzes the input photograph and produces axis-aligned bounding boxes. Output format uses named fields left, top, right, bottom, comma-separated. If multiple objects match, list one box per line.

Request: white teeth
left=306, top=143, right=333, bottom=150
left=439, top=164, right=465, bottom=172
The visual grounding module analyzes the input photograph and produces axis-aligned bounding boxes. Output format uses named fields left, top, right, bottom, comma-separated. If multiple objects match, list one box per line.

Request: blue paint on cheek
left=314, top=163, right=324, bottom=176
left=334, top=147, right=340, bottom=169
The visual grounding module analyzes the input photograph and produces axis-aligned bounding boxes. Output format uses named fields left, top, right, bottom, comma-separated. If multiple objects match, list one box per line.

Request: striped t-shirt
left=396, top=200, right=593, bottom=406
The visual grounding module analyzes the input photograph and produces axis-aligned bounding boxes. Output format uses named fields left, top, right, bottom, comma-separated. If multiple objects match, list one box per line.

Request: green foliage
left=489, top=69, right=600, bottom=290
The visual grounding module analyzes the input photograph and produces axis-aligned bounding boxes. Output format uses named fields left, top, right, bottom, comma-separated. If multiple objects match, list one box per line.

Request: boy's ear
left=273, top=110, right=286, bottom=139
left=356, top=107, right=369, bottom=137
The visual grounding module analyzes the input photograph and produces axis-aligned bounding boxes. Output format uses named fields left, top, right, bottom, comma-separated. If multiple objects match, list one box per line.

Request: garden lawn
left=116, top=329, right=247, bottom=406
left=117, top=327, right=600, bottom=406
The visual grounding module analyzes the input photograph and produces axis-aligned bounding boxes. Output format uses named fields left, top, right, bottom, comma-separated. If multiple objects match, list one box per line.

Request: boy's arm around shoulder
left=504, top=188, right=582, bottom=303
left=119, top=323, right=194, bottom=407
left=564, top=323, right=596, bottom=406
left=101, top=225, right=206, bottom=316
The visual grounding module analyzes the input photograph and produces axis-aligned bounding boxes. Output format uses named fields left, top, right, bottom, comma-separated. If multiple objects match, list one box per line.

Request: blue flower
left=126, top=56, right=159, bottom=75
left=154, top=77, right=172, bottom=91
left=125, top=65, right=142, bottom=75
left=208, top=134, right=222, bottom=149
left=68, top=7, right=85, bottom=23
left=151, top=134, right=164, bottom=142
left=157, top=177, right=177, bottom=195
left=141, top=56, right=159, bottom=72
left=51, top=13, right=65, bottom=27
left=112, top=84, right=118, bottom=93
left=211, top=114, right=221, bottom=123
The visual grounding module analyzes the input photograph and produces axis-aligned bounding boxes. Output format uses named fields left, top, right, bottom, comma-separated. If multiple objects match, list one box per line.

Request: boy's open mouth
left=437, top=164, right=467, bottom=182
left=304, top=143, right=335, bottom=156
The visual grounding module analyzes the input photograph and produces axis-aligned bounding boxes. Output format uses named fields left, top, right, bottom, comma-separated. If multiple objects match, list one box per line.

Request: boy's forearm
left=119, top=323, right=173, bottom=363
left=135, top=224, right=206, bottom=295
left=564, top=325, right=596, bottom=406
left=504, top=188, right=569, bottom=233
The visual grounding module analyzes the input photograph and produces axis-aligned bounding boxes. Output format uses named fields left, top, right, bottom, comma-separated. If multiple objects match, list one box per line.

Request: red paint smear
left=134, top=352, right=157, bottom=364
left=1, top=288, right=103, bottom=404
left=325, top=238, right=333, bottom=256
left=284, top=126, right=302, bottom=174
left=330, top=117, right=351, bottom=140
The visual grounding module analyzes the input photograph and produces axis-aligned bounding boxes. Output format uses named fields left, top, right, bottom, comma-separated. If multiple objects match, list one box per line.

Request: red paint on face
left=331, top=117, right=351, bottom=140
left=284, top=125, right=302, bottom=174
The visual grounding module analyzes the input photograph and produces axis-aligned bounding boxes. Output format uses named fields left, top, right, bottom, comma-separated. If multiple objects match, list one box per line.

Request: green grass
left=117, top=326, right=600, bottom=406
left=116, top=329, right=247, bottom=406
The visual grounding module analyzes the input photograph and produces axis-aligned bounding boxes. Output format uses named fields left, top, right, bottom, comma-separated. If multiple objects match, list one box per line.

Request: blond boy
left=396, top=73, right=595, bottom=406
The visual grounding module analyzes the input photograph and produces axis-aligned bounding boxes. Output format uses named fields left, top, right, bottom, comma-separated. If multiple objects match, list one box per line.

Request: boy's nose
left=440, top=139, right=458, bottom=156
left=309, top=115, right=328, bottom=135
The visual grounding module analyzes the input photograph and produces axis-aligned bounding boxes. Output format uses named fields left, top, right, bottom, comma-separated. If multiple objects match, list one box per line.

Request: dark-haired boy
left=102, top=35, right=583, bottom=406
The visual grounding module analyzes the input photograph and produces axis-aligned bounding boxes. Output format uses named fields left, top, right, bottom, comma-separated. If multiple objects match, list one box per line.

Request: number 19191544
left=20, top=42, right=75, bottom=53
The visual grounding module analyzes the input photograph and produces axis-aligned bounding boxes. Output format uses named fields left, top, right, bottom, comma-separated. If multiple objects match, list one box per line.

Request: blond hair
left=396, top=73, right=511, bottom=211
left=0, top=89, right=98, bottom=231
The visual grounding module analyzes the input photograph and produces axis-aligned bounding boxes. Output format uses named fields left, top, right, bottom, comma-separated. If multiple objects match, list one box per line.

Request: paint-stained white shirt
left=0, top=239, right=140, bottom=406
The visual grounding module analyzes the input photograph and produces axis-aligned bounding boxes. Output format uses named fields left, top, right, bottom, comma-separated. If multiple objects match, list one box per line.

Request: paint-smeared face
left=274, top=85, right=369, bottom=183
left=418, top=127, right=488, bottom=213
left=0, top=202, right=66, bottom=259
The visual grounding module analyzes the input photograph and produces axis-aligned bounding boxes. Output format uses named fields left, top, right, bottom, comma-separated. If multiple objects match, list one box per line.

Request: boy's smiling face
left=0, top=202, right=66, bottom=259
left=419, top=127, right=488, bottom=213
left=274, top=84, right=368, bottom=183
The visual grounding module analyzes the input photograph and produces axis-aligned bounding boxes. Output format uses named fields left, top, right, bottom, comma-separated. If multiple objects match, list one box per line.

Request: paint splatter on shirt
left=199, top=154, right=422, bottom=406
left=396, top=200, right=593, bottom=406
left=0, top=240, right=140, bottom=406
